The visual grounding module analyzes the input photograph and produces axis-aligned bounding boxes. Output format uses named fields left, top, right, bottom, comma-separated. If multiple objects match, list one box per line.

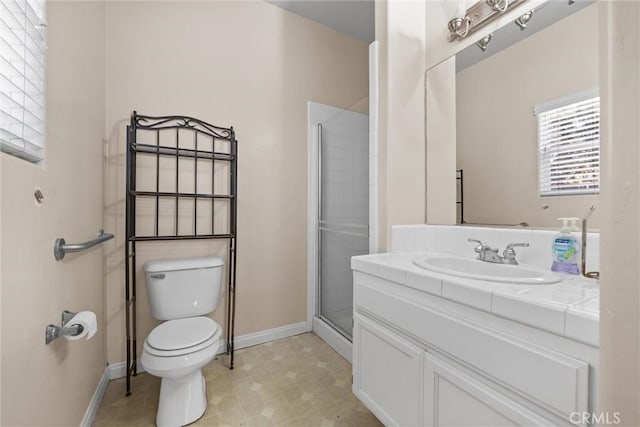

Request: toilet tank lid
left=144, top=256, right=223, bottom=273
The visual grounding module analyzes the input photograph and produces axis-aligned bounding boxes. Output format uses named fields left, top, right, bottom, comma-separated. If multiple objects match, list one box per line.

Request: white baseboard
left=80, top=366, right=110, bottom=427
left=232, top=321, right=308, bottom=350
left=106, top=359, right=146, bottom=380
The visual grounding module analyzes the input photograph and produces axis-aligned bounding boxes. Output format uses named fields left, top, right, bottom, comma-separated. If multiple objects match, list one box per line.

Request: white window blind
left=535, top=90, right=600, bottom=196
left=0, top=0, right=46, bottom=163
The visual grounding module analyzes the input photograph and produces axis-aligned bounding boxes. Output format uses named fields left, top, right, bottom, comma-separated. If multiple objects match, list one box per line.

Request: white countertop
left=351, top=251, right=599, bottom=347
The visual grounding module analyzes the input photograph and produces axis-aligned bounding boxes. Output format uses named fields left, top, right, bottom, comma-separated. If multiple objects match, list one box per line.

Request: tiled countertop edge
left=351, top=252, right=599, bottom=347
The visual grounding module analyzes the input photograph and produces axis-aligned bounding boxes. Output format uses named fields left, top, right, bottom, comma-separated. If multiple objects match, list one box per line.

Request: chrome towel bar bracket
left=54, top=229, right=115, bottom=261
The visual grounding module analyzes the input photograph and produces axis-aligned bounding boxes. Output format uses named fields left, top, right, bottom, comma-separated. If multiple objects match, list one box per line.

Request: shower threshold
left=313, top=315, right=352, bottom=363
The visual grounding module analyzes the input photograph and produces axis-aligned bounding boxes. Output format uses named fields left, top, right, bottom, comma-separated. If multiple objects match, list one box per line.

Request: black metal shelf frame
left=124, top=112, right=238, bottom=396
left=456, top=169, right=464, bottom=224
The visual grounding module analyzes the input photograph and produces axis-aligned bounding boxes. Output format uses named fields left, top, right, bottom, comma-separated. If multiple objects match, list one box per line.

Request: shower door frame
left=316, top=120, right=371, bottom=342
left=306, top=98, right=378, bottom=362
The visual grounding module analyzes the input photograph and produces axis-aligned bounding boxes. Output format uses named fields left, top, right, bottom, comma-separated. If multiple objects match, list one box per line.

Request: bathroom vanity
left=351, top=225, right=599, bottom=427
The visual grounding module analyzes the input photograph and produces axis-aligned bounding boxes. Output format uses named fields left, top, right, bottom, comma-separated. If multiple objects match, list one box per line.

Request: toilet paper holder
left=45, top=310, right=84, bottom=345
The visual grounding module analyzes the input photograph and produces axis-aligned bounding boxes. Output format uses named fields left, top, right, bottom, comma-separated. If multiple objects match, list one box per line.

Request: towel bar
left=54, top=229, right=114, bottom=260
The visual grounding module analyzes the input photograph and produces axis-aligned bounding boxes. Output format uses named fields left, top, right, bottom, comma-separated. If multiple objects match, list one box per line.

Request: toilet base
left=156, top=369, right=207, bottom=427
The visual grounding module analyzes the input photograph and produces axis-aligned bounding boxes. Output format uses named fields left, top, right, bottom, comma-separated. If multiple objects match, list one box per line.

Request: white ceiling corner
left=265, top=0, right=375, bottom=44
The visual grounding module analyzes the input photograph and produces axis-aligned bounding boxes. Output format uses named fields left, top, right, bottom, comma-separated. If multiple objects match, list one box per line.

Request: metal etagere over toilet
left=124, top=112, right=238, bottom=395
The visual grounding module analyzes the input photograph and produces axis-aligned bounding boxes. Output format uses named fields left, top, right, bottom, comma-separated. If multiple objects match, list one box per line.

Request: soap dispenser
left=551, top=217, right=580, bottom=275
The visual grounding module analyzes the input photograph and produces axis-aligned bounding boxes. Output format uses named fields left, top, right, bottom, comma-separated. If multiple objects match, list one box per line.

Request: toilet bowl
left=141, top=316, right=222, bottom=427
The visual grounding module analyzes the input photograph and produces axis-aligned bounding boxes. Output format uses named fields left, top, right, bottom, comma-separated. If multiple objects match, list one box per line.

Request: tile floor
left=93, top=333, right=382, bottom=426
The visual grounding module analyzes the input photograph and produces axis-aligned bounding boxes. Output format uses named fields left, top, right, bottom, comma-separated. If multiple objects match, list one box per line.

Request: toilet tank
left=143, top=256, right=224, bottom=321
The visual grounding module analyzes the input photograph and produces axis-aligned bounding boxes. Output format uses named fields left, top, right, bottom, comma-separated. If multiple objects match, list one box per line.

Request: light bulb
left=476, top=33, right=492, bottom=51
left=454, top=0, right=468, bottom=19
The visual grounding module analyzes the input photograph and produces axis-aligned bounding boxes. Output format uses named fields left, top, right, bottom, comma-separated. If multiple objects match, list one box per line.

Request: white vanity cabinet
left=422, top=353, right=551, bottom=427
left=352, top=270, right=597, bottom=427
left=353, top=314, right=424, bottom=426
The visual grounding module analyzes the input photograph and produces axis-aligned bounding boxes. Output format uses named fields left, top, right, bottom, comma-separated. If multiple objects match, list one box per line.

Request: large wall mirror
left=448, top=0, right=600, bottom=229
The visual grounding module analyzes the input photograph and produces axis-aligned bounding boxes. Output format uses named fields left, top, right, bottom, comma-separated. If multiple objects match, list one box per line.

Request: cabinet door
left=353, top=314, right=423, bottom=427
left=424, top=353, right=552, bottom=427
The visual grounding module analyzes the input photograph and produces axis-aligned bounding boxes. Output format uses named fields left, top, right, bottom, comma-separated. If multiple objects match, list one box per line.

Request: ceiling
left=266, top=0, right=375, bottom=44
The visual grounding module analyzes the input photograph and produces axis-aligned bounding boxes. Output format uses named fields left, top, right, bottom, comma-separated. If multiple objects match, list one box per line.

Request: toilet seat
left=144, top=317, right=220, bottom=357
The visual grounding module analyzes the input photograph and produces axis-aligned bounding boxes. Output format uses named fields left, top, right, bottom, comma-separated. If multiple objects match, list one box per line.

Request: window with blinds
left=535, top=90, right=600, bottom=197
left=0, top=0, right=46, bottom=163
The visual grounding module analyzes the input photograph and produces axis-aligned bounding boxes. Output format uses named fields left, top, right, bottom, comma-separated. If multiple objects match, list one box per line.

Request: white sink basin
left=413, top=254, right=561, bottom=285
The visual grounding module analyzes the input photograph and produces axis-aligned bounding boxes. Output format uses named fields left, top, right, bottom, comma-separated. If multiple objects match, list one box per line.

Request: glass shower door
left=318, top=107, right=369, bottom=340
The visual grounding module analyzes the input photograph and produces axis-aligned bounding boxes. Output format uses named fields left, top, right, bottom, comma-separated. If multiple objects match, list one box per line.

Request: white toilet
left=141, top=256, right=224, bottom=427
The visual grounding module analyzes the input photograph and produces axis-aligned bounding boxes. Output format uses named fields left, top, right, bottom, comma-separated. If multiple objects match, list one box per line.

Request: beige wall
left=104, top=1, right=368, bottom=363
left=599, top=1, right=640, bottom=425
left=0, top=2, right=106, bottom=425
left=456, top=4, right=600, bottom=228
left=374, top=0, right=427, bottom=250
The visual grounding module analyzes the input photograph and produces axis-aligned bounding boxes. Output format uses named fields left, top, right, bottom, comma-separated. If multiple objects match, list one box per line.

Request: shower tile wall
left=320, top=108, right=369, bottom=335
left=321, top=113, right=369, bottom=223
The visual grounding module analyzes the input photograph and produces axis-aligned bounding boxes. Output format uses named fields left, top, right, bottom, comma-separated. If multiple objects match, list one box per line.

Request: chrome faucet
left=468, top=239, right=502, bottom=263
left=468, top=238, right=530, bottom=265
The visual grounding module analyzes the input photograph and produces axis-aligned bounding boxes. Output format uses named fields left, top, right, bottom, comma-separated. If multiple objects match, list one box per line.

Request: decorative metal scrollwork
left=132, top=111, right=233, bottom=140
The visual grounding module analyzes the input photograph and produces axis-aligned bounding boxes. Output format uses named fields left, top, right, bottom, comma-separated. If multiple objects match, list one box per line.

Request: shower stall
left=308, top=100, right=370, bottom=359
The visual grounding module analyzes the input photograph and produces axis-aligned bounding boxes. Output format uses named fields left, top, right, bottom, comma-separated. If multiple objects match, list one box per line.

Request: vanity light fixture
left=448, top=0, right=472, bottom=40
left=486, top=0, right=510, bottom=13
left=448, top=17, right=472, bottom=40
left=476, top=33, right=493, bottom=51
left=447, top=0, right=526, bottom=42
left=514, top=10, right=534, bottom=30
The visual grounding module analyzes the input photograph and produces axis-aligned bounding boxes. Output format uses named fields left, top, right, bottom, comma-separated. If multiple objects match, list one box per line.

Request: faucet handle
left=505, top=242, right=530, bottom=251
left=468, top=238, right=486, bottom=246
left=503, top=242, right=530, bottom=264
left=468, top=238, right=493, bottom=254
